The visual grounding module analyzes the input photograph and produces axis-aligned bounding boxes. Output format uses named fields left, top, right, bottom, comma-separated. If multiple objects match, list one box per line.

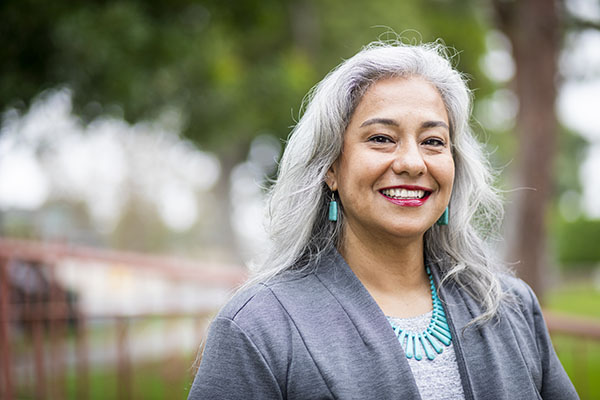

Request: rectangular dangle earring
left=436, top=207, right=449, bottom=226
left=328, top=192, right=338, bottom=222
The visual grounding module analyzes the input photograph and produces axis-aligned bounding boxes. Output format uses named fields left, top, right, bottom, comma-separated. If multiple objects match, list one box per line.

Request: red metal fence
left=0, top=238, right=246, bottom=400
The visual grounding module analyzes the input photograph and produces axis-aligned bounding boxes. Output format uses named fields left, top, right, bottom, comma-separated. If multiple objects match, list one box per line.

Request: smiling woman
left=327, top=77, right=455, bottom=252
left=188, top=40, right=578, bottom=399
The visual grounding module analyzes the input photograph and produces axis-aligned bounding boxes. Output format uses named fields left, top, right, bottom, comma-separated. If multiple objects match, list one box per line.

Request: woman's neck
left=338, top=225, right=432, bottom=317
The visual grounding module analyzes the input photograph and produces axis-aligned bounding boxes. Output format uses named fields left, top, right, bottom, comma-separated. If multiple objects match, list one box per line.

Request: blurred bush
left=553, top=217, right=600, bottom=270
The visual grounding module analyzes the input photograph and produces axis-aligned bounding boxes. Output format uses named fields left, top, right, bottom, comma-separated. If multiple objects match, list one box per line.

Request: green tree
left=0, top=0, right=493, bottom=257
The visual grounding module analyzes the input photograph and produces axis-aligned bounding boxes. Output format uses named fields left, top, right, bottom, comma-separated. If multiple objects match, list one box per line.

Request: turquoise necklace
left=387, top=266, right=452, bottom=361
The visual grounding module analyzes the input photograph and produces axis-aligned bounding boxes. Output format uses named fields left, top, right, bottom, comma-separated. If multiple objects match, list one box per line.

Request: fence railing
left=0, top=237, right=246, bottom=400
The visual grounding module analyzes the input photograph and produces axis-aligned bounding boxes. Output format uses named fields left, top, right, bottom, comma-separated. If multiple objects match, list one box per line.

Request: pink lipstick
left=379, top=185, right=432, bottom=207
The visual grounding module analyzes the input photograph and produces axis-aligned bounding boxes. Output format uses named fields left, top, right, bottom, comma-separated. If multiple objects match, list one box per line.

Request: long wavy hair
left=252, top=39, right=507, bottom=323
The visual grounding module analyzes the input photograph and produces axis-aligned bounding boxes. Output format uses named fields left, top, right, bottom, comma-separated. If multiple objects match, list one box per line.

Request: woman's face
left=327, top=76, right=454, bottom=243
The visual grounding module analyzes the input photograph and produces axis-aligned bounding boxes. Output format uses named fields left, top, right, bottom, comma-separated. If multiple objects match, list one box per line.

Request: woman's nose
left=391, top=142, right=426, bottom=176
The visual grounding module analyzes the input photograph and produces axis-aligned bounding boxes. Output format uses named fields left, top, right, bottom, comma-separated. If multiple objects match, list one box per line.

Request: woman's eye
left=423, top=138, right=446, bottom=147
left=368, top=135, right=393, bottom=144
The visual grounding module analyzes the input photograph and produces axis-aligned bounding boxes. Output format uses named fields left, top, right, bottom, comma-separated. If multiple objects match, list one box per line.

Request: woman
left=188, top=40, right=577, bottom=399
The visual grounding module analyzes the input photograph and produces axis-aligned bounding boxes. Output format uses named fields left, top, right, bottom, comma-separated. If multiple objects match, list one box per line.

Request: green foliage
left=553, top=217, right=600, bottom=268
left=0, top=0, right=492, bottom=155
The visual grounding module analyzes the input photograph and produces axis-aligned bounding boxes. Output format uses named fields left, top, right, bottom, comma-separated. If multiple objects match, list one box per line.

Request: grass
left=545, top=283, right=600, bottom=319
left=15, top=357, right=196, bottom=400
left=552, top=335, right=600, bottom=400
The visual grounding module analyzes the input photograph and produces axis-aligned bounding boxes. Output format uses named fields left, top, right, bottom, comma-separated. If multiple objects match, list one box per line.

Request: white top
left=387, top=311, right=466, bottom=400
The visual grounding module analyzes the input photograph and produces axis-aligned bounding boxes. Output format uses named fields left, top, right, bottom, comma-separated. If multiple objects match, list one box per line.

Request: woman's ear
left=325, top=162, right=338, bottom=192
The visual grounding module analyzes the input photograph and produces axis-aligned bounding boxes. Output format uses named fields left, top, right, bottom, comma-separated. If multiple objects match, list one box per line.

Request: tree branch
left=564, top=16, right=600, bottom=31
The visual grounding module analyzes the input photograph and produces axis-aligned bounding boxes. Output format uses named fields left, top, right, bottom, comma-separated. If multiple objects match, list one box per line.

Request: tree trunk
left=493, top=0, right=561, bottom=298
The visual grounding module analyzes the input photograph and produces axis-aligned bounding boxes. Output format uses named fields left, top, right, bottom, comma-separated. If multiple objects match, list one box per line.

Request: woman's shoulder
left=494, top=271, right=543, bottom=320
left=215, top=269, right=318, bottom=328
left=496, top=272, right=536, bottom=301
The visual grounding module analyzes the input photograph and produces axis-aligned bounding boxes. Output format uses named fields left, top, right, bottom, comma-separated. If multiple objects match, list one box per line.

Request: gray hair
left=253, top=40, right=508, bottom=324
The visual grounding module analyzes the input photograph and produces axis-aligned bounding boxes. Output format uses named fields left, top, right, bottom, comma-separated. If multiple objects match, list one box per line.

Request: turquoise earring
left=328, top=192, right=338, bottom=222
left=436, top=207, right=449, bottom=226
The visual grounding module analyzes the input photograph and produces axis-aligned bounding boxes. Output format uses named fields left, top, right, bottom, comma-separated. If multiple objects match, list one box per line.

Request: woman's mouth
left=380, top=188, right=428, bottom=199
left=379, top=187, right=432, bottom=206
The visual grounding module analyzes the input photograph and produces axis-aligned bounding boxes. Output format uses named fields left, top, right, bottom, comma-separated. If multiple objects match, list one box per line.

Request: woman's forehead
left=349, top=76, right=449, bottom=126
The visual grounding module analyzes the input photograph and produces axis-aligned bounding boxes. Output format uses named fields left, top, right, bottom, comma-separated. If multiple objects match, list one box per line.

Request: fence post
left=116, top=317, right=132, bottom=400
left=32, top=283, right=46, bottom=399
left=75, top=311, right=89, bottom=400
left=47, top=263, right=66, bottom=400
left=0, top=257, right=14, bottom=400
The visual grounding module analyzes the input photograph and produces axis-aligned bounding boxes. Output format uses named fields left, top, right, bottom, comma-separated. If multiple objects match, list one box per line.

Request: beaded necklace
left=387, top=266, right=452, bottom=361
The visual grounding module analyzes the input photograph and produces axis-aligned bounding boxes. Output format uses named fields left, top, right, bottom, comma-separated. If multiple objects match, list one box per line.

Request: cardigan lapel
left=433, top=266, right=543, bottom=400
left=310, top=250, right=422, bottom=398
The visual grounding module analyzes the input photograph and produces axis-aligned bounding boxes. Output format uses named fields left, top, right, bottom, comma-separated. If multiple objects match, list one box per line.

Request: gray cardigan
left=188, top=250, right=578, bottom=399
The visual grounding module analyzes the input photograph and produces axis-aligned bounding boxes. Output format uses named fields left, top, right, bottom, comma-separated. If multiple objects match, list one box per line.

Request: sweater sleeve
left=187, top=316, right=283, bottom=400
left=523, top=283, right=579, bottom=399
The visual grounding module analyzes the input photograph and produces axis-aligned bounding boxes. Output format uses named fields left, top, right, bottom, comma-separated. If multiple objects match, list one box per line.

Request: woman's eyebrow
left=359, top=118, right=399, bottom=128
left=421, top=120, right=449, bottom=130
left=359, top=118, right=449, bottom=130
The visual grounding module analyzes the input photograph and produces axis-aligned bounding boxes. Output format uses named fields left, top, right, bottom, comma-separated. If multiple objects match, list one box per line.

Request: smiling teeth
left=382, top=189, right=426, bottom=199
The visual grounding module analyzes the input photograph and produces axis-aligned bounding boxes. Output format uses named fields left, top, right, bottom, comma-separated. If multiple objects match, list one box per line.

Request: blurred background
left=0, top=0, right=599, bottom=398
